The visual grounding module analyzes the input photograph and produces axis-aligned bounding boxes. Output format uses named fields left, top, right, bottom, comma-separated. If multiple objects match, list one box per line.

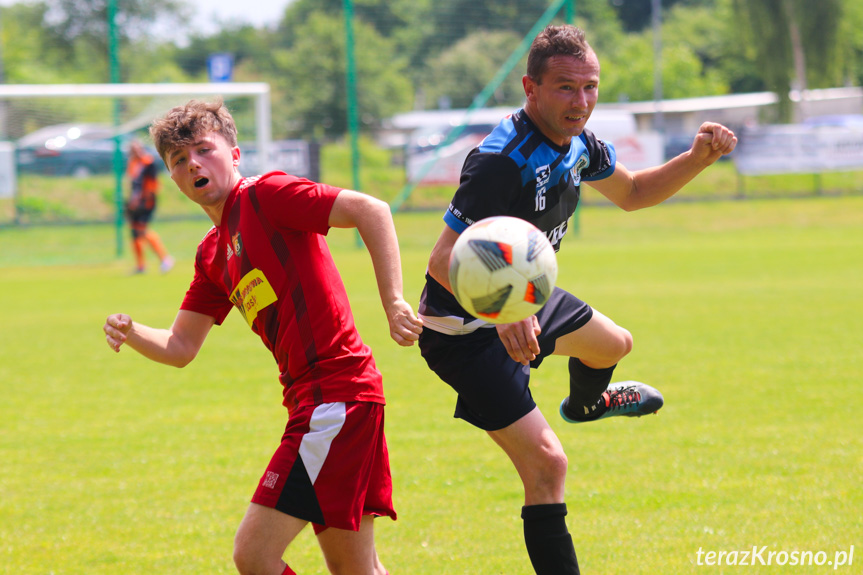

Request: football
left=448, top=216, right=558, bottom=324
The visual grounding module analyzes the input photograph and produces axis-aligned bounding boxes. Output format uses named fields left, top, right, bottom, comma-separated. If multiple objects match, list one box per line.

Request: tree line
left=0, top=0, right=860, bottom=140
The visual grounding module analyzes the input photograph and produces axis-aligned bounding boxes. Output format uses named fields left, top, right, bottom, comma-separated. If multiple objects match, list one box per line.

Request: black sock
left=521, top=503, right=580, bottom=575
left=568, top=358, right=616, bottom=409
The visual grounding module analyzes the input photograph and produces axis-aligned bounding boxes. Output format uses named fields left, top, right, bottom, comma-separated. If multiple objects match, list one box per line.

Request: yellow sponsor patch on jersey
left=230, top=268, right=278, bottom=328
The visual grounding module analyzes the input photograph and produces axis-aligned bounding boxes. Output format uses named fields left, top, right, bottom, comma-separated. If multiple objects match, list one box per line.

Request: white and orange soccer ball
left=448, top=216, right=558, bottom=324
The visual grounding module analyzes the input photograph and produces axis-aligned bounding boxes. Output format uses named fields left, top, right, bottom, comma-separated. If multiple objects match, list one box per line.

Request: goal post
left=0, top=82, right=272, bottom=153
left=0, top=82, right=271, bottom=256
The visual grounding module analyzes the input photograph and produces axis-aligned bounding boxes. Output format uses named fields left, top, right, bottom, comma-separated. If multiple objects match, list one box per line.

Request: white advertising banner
left=734, top=125, right=863, bottom=175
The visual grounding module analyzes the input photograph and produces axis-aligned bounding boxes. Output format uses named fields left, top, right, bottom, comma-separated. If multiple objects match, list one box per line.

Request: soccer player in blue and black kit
left=418, top=25, right=737, bottom=574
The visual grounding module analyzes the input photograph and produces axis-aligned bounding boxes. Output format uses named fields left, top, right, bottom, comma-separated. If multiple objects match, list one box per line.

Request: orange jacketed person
left=126, top=140, right=173, bottom=274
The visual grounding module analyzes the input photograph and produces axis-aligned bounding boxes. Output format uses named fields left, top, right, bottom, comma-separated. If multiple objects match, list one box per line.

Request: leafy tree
left=609, top=0, right=716, bottom=32
left=44, top=0, right=186, bottom=45
left=1, top=2, right=115, bottom=83
left=369, top=0, right=435, bottom=77
left=1, top=2, right=60, bottom=84
left=275, top=0, right=436, bottom=83
left=732, top=0, right=841, bottom=121
left=173, top=25, right=276, bottom=78
left=38, top=0, right=186, bottom=81
left=420, top=0, right=551, bottom=58
left=658, top=1, right=760, bottom=95
left=122, top=40, right=193, bottom=84
left=422, top=30, right=526, bottom=110
left=573, top=0, right=629, bottom=42
left=572, top=1, right=730, bottom=105
left=571, top=0, right=629, bottom=70
left=276, top=0, right=429, bottom=47
left=685, top=0, right=764, bottom=95
left=270, top=12, right=413, bottom=137
left=840, top=0, right=863, bottom=85
left=598, top=31, right=727, bottom=104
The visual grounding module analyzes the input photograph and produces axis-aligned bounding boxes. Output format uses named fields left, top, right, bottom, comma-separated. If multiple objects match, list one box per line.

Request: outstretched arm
left=328, top=189, right=423, bottom=346
left=103, top=309, right=216, bottom=367
left=588, top=122, right=738, bottom=211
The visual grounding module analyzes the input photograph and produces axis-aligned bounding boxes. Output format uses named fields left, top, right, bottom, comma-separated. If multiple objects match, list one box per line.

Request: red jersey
left=180, top=172, right=384, bottom=414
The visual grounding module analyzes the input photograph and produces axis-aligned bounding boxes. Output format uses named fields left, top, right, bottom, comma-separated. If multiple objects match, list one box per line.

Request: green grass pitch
left=1, top=196, right=861, bottom=573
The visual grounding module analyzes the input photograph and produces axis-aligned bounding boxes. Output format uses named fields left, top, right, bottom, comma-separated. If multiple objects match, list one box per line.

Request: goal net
left=0, top=82, right=271, bottom=229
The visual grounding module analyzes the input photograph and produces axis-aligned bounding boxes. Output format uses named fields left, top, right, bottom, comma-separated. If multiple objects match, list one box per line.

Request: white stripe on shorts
left=298, top=402, right=347, bottom=484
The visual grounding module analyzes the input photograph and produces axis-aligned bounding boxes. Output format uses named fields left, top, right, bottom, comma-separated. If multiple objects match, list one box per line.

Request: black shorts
left=419, top=288, right=593, bottom=431
left=127, top=205, right=155, bottom=226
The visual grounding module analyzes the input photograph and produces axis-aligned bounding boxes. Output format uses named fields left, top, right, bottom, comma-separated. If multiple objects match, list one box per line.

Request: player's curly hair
left=527, top=25, right=594, bottom=83
left=149, top=98, right=238, bottom=165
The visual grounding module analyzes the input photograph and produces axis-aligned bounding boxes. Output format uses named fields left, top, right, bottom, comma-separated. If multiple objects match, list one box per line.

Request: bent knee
left=527, top=446, right=569, bottom=494
left=589, top=327, right=633, bottom=367
left=232, top=544, right=253, bottom=575
left=524, top=454, right=568, bottom=504
left=545, top=449, right=569, bottom=479
left=615, top=327, right=634, bottom=361
left=233, top=541, right=276, bottom=575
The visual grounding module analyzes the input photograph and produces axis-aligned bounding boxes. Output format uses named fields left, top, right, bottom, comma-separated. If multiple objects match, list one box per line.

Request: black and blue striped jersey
left=419, top=108, right=617, bottom=335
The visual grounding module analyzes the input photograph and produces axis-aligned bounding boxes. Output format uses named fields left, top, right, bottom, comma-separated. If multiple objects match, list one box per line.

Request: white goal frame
left=0, top=82, right=272, bottom=169
left=0, top=82, right=270, bottom=255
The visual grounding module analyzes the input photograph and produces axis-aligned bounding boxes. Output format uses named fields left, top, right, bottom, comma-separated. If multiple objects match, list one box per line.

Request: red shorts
left=251, top=401, right=395, bottom=534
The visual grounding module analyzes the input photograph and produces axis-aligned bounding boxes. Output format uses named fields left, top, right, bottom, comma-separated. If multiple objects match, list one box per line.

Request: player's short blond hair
left=527, top=25, right=594, bottom=83
left=150, top=98, right=238, bottom=165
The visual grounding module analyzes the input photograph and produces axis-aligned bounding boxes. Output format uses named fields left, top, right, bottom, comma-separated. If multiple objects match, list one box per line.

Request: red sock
left=281, top=565, right=296, bottom=575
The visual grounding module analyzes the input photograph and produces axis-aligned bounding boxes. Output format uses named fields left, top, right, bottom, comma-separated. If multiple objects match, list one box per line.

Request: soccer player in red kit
left=103, top=99, right=423, bottom=575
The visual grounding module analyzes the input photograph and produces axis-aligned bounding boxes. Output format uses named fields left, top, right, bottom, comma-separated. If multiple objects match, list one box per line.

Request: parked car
left=16, top=123, right=127, bottom=177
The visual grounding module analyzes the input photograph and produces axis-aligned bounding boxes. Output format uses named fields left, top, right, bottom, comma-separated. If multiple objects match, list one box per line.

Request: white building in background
left=386, top=106, right=663, bottom=184
left=609, top=87, right=863, bottom=135
left=382, top=87, right=863, bottom=184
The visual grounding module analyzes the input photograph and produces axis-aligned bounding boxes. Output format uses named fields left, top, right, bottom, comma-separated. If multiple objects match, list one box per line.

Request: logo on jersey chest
left=230, top=268, right=278, bottom=328
left=227, top=232, right=243, bottom=260
left=232, top=232, right=243, bottom=257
